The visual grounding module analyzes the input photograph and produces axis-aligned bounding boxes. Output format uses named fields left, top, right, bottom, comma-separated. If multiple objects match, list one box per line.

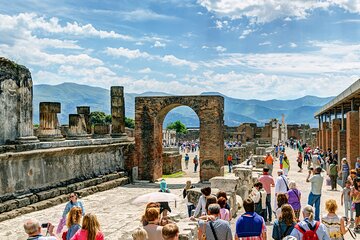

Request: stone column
left=110, top=86, right=126, bottom=138
left=325, top=128, right=331, bottom=150
left=77, top=106, right=91, bottom=134
left=338, top=130, right=346, bottom=161
left=321, top=122, right=328, bottom=150
left=37, top=102, right=64, bottom=141
left=66, top=114, right=90, bottom=140
left=346, top=111, right=359, bottom=168
left=331, top=119, right=341, bottom=152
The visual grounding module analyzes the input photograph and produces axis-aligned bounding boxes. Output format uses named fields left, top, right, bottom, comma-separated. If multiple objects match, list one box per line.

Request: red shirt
left=71, top=229, right=104, bottom=240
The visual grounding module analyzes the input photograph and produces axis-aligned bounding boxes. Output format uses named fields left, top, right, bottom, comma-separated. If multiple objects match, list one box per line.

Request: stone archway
left=135, top=96, right=224, bottom=182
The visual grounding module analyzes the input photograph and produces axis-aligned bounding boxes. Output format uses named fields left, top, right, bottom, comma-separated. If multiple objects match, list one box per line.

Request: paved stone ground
left=0, top=147, right=357, bottom=239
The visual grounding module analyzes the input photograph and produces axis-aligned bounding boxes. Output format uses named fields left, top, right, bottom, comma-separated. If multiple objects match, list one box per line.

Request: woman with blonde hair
left=287, top=181, right=301, bottom=219
left=132, top=227, right=148, bottom=240
left=321, top=199, right=346, bottom=239
left=71, top=213, right=104, bottom=240
left=64, top=207, right=82, bottom=240
left=272, top=204, right=296, bottom=240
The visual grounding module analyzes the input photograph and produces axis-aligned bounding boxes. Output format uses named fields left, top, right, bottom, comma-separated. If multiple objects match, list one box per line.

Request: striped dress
left=321, top=214, right=343, bottom=240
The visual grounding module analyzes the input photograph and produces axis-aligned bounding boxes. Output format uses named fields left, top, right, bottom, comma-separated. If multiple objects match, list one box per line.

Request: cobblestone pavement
left=0, top=147, right=356, bottom=239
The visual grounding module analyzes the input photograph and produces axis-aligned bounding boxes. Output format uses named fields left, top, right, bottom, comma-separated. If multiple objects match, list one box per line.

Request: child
left=342, top=180, right=354, bottom=223
left=132, top=227, right=148, bottom=240
left=217, top=197, right=230, bottom=221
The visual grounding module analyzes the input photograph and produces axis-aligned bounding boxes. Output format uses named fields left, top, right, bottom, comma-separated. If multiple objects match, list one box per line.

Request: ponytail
left=308, top=212, right=314, bottom=221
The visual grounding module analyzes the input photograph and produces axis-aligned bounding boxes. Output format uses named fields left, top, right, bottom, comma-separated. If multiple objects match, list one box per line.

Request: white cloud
left=139, top=67, right=152, bottom=73
left=202, top=45, right=209, bottom=49
left=179, top=43, right=189, bottom=49
left=153, top=40, right=166, bottom=48
left=215, top=46, right=227, bottom=52
left=239, top=28, right=254, bottom=39
left=166, top=73, right=177, bottom=78
left=105, top=47, right=151, bottom=59
left=121, top=9, right=177, bottom=21
left=197, top=0, right=360, bottom=24
left=290, top=42, right=297, bottom=48
left=161, top=55, right=198, bottom=71
left=215, top=20, right=223, bottom=29
left=259, top=41, right=271, bottom=46
left=0, top=13, right=132, bottom=40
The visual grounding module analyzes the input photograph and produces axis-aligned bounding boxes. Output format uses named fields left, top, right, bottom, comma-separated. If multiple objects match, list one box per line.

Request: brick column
left=338, top=130, right=346, bottom=161
left=346, top=111, right=359, bottom=168
left=325, top=128, right=331, bottom=150
left=321, top=122, right=328, bottom=150
left=318, top=129, right=323, bottom=148
left=331, top=119, right=341, bottom=151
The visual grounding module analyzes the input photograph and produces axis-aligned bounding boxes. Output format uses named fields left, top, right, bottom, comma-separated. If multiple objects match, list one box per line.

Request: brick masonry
left=135, top=96, right=224, bottom=182
left=346, top=111, right=359, bottom=168
left=331, top=119, right=341, bottom=152
left=338, top=130, right=346, bottom=162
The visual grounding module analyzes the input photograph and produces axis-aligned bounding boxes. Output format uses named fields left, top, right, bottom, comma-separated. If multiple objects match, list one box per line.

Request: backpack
left=294, top=221, right=320, bottom=240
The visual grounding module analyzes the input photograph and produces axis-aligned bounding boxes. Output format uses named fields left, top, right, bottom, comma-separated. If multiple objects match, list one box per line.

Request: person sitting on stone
left=198, top=203, right=233, bottom=240
left=235, top=198, right=267, bottom=239
left=23, top=218, right=58, bottom=240
left=57, top=192, right=85, bottom=234
left=162, top=223, right=179, bottom=240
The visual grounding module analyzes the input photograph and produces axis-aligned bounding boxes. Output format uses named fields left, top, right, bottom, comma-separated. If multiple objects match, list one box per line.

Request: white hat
left=277, top=169, right=283, bottom=173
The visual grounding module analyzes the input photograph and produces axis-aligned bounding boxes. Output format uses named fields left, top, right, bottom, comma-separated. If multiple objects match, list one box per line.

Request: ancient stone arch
left=135, top=96, right=224, bottom=182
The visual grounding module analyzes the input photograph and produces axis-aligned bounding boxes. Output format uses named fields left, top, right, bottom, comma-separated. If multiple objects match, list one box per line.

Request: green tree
left=105, top=114, right=112, bottom=124
left=125, top=117, right=135, bottom=129
left=166, top=120, right=188, bottom=134
left=90, top=111, right=107, bottom=125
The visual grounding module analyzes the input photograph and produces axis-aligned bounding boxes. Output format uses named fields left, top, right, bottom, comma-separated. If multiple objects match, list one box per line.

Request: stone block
left=4, top=200, right=17, bottom=212
left=15, top=197, right=30, bottom=208
left=209, top=176, right=238, bottom=192
left=256, top=147, right=266, bottom=155
left=36, top=189, right=59, bottom=201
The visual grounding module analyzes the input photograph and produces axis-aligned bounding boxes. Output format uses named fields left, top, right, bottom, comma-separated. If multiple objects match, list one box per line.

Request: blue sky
left=1, top=0, right=359, bottom=100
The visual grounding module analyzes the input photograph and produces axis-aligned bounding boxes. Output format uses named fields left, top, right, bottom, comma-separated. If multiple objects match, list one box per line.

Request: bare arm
left=340, top=217, right=347, bottom=235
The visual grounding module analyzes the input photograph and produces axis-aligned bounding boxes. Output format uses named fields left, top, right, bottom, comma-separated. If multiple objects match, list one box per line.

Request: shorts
left=356, top=203, right=360, bottom=217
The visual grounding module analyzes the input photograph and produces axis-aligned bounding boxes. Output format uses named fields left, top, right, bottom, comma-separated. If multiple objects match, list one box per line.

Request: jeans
left=228, top=161, right=232, bottom=173
left=342, top=171, right=349, bottom=187
left=187, top=204, right=195, bottom=217
left=308, top=192, right=321, bottom=221
left=344, top=200, right=354, bottom=220
left=194, top=163, right=198, bottom=172
left=330, top=175, right=337, bottom=190
left=264, top=194, right=272, bottom=222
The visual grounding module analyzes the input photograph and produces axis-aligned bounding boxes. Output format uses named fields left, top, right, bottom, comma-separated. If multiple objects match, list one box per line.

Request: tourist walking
left=321, top=199, right=347, bottom=240
left=311, top=149, right=322, bottom=168
left=307, top=166, right=324, bottom=221
left=64, top=207, right=82, bottom=240
left=274, top=193, right=288, bottom=219
left=259, top=167, right=275, bottom=223
left=264, top=152, right=274, bottom=175
left=250, top=182, right=267, bottom=220
left=328, top=160, right=338, bottom=191
left=290, top=205, right=330, bottom=239
left=272, top=204, right=296, bottom=240
left=274, top=169, right=289, bottom=209
left=235, top=198, right=267, bottom=240
left=57, top=192, right=85, bottom=234
left=341, top=180, right=354, bottom=223
left=193, top=155, right=198, bottom=173
left=350, top=177, right=360, bottom=232
left=283, top=154, right=290, bottom=176
left=71, top=213, right=104, bottom=240
left=340, top=158, right=350, bottom=187
left=297, top=151, right=303, bottom=172
left=227, top=153, right=233, bottom=173
left=183, top=180, right=195, bottom=217
left=279, top=151, right=284, bottom=170
left=287, top=181, right=301, bottom=220
left=184, top=153, right=189, bottom=169
left=198, top=204, right=233, bottom=240
left=142, top=208, right=163, bottom=240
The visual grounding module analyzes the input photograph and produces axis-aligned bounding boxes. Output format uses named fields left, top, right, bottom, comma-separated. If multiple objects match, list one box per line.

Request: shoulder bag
left=209, top=221, right=219, bottom=240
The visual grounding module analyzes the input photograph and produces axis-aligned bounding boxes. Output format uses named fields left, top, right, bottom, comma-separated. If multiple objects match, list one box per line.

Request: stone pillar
left=77, top=106, right=91, bottom=134
left=0, top=57, right=38, bottom=144
left=321, top=122, right=328, bottom=150
left=346, top=111, right=359, bottom=168
left=325, top=128, right=331, bottom=150
left=37, top=102, right=64, bottom=141
left=66, top=114, right=90, bottom=140
left=110, top=86, right=126, bottom=138
left=93, top=124, right=110, bottom=138
left=331, top=119, right=341, bottom=152
left=338, top=130, right=346, bottom=162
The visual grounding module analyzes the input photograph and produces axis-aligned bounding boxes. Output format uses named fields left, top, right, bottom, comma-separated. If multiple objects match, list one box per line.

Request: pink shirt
left=258, top=174, right=274, bottom=194
left=71, top=229, right=104, bottom=240
left=220, top=208, right=230, bottom=221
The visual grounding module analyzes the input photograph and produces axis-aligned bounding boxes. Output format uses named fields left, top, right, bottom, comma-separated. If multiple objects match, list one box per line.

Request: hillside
left=33, top=83, right=333, bottom=127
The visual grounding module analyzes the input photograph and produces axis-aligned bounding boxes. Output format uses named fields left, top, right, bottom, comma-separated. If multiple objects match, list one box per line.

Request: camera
left=308, top=167, right=314, bottom=171
left=41, top=223, right=48, bottom=228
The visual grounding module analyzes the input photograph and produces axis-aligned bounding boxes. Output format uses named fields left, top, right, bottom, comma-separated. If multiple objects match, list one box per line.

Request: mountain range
left=33, top=82, right=334, bottom=127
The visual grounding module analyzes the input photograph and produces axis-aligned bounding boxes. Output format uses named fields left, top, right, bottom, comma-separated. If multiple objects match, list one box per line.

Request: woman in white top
left=190, top=186, right=211, bottom=219
left=321, top=199, right=346, bottom=240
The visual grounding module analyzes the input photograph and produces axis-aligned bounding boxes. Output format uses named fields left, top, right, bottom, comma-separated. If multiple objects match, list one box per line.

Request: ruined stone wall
left=162, top=152, right=182, bottom=175
left=0, top=139, right=134, bottom=198
left=0, top=58, right=37, bottom=144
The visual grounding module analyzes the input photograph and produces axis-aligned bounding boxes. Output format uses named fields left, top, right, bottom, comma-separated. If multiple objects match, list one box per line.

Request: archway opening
left=160, top=106, right=200, bottom=179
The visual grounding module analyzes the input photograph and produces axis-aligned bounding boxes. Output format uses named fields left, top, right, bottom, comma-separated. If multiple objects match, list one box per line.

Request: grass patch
left=162, top=171, right=185, bottom=178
